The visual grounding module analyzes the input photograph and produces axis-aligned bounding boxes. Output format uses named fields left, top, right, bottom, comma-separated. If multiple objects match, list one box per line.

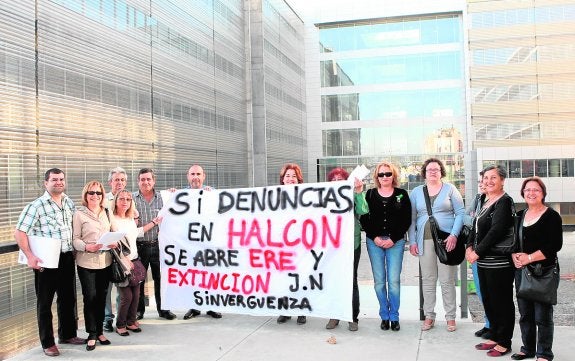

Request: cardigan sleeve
left=538, top=210, right=563, bottom=259
left=397, top=188, right=412, bottom=239
left=475, top=195, right=513, bottom=257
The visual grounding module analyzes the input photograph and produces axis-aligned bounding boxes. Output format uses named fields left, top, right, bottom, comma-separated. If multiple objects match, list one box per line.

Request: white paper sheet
left=348, top=164, right=371, bottom=182
left=18, top=236, right=62, bottom=269
left=97, top=231, right=127, bottom=250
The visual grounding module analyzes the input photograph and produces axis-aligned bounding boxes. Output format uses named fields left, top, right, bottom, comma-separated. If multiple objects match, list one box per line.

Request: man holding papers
left=14, top=168, right=85, bottom=357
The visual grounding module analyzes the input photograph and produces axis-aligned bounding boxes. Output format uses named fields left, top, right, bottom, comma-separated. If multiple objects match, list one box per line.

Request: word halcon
left=167, top=267, right=270, bottom=295
left=193, top=291, right=312, bottom=310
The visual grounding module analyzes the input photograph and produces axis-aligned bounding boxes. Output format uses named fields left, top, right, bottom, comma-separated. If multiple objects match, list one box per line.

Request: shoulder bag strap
left=518, top=209, right=526, bottom=252
left=423, top=185, right=433, bottom=217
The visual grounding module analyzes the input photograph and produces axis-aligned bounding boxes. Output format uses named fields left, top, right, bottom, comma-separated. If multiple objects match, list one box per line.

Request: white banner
left=159, top=181, right=355, bottom=321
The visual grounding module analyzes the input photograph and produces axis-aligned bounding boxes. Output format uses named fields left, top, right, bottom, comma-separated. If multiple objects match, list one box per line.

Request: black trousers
left=515, top=270, right=555, bottom=360
left=137, top=242, right=164, bottom=314
left=478, top=265, right=515, bottom=349
left=77, top=265, right=110, bottom=339
left=352, top=246, right=361, bottom=322
left=34, top=251, right=78, bottom=349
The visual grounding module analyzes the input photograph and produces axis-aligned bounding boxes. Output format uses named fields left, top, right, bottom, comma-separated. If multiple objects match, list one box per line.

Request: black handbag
left=110, top=249, right=129, bottom=284
left=515, top=213, right=559, bottom=305
left=423, top=185, right=465, bottom=266
left=489, top=195, right=518, bottom=255
left=109, top=239, right=130, bottom=284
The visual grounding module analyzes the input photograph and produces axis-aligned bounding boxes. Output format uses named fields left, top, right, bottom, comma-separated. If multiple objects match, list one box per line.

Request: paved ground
left=7, top=232, right=574, bottom=360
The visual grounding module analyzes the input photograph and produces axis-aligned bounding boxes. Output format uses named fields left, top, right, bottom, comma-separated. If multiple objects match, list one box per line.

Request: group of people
left=14, top=164, right=221, bottom=357
left=15, top=160, right=563, bottom=361
left=465, top=166, right=562, bottom=361
left=324, top=159, right=561, bottom=361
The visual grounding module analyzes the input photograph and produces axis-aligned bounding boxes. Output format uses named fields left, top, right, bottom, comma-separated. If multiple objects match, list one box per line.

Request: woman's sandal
left=421, top=318, right=435, bottom=331
left=447, top=320, right=456, bottom=332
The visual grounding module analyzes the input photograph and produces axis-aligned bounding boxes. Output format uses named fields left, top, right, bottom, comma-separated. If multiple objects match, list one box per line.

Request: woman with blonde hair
left=73, top=181, right=116, bottom=351
left=111, top=189, right=161, bottom=336
left=362, top=161, right=411, bottom=331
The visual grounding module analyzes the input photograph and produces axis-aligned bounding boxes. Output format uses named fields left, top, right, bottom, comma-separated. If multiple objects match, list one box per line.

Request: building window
left=562, top=158, right=574, bottom=177
left=549, top=159, right=561, bottom=177
left=521, top=160, right=534, bottom=177
left=509, top=160, right=521, bottom=178
left=535, top=159, right=547, bottom=177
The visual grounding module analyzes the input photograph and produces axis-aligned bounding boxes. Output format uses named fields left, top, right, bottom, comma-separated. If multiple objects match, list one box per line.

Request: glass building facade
left=316, top=14, right=467, bottom=192
left=0, top=0, right=306, bottom=356
left=468, top=0, right=575, bottom=224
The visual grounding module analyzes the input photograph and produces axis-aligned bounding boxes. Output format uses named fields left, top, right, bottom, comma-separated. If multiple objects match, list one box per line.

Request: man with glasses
left=182, top=165, right=222, bottom=320
left=102, top=167, right=139, bottom=332
left=15, top=168, right=86, bottom=357
left=133, top=168, right=176, bottom=320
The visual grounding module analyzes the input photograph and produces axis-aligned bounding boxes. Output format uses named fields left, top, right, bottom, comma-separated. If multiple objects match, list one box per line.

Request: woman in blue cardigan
left=408, top=158, right=465, bottom=332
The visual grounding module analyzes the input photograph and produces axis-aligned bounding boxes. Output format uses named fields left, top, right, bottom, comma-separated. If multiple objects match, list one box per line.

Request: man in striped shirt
left=133, top=168, right=176, bottom=320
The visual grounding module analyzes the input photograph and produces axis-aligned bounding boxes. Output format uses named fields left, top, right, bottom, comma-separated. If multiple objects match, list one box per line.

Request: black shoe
left=511, top=353, right=535, bottom=360
left=207, top=311, right=222, bottom=319
left=277, top=315, right=291, bottom=324
left=380, top=320, right=390, bottom=330
left=296, top=316, right=307, bottom=325
left=136, top=312, right=144, bottom=320
left=391, top=321, right=400, bottom=331
left=474, top=327, right=490, bottom=337
left=97, top=337, right=111, bottom=345
left=103, top=320, right=113, bottom=333
left=159, top=310, right=176, bottom=320
left=183, top=309, right=201, bottom=320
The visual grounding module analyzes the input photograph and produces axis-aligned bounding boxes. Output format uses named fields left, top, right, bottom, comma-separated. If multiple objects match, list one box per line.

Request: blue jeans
left=366, top=238, right=405, bottom=321
left=472, top=262, right=490, bottom=329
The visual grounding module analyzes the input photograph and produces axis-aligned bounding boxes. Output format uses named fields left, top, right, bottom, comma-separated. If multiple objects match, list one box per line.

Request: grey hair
left=108, top=167, right=127, bottom=182
left=481, top=165, right=507, bottom=179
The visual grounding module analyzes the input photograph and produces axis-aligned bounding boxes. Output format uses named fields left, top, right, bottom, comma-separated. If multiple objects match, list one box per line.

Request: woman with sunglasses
left=408, top=158, right=465, bottom=332
left=72, top=181, right=116, bottom=351
left=362, top=161, right=411, bottom=331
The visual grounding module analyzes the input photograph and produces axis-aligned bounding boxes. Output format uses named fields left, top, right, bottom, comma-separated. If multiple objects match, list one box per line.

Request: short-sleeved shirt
left=133, top=190, right=163, bottom=243
left=15, top=191, right=76, bottom=252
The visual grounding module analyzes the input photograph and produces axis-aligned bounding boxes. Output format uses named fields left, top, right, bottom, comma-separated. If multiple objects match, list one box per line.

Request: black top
left=474, top=193, right=514, bottom=268
left=363, top=187, right=411, bottom=243
left=519, top=207, right=563, bottom=268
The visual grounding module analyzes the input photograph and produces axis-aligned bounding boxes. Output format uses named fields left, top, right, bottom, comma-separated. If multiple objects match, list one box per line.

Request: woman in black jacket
left=466, top=165, right=516, bottom=357
left=511, top=177, right=562, bottom=361
left=362, top=161, right=411, bottom=331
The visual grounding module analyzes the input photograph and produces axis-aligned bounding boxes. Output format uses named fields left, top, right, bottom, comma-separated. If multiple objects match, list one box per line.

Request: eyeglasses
left=86, top=191, right=103, bottom=196
left=118, top=197, right=132, bottom=202
left=377, top=172, right=393, bottom=178
left=426, top=168, right=441, bottom=173
left=524, top=188, right=542, bottom=193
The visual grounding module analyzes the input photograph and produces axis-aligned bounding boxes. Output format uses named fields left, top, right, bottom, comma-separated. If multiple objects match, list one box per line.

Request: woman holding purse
left=408, top=158, right=465, bottom=332
left=73, top=181, right=116, bottom=351
left=111, top=189, right=161, bottom=336
left=511, top=177, right=562, bottom=361
left=466, top=165, right=516, bottom=357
